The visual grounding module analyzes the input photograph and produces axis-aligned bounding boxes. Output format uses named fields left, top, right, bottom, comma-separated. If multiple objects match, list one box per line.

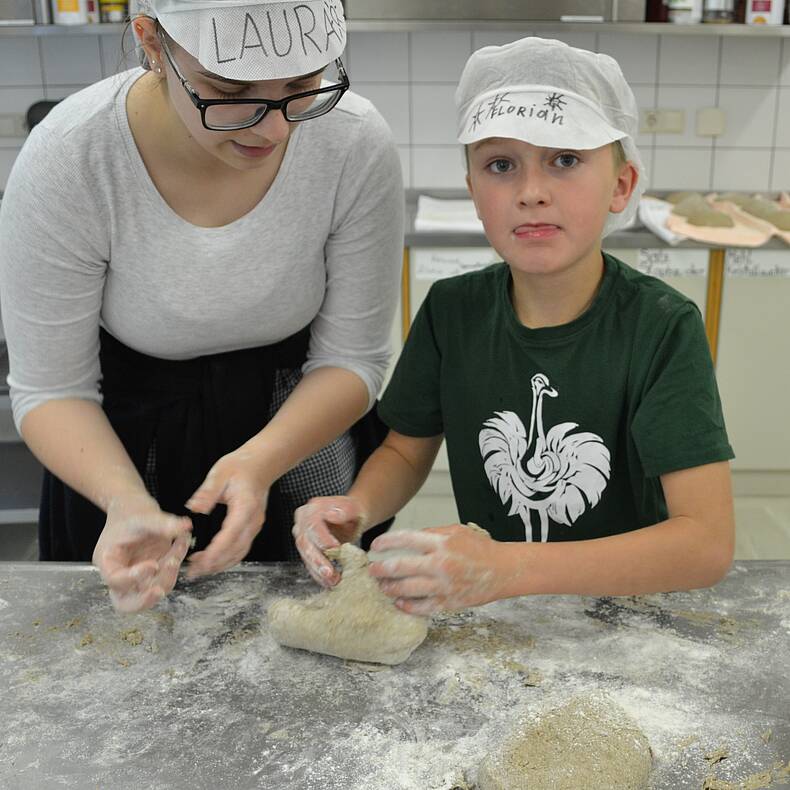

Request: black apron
left=39, top=327, right=392, bottom=562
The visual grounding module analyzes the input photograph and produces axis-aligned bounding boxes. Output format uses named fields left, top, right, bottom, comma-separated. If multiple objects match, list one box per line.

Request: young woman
left=0, top=0, right=403, bottom=612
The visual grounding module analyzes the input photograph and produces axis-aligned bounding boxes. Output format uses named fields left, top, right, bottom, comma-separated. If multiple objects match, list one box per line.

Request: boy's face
left=465, top=138, right=637, bottom=278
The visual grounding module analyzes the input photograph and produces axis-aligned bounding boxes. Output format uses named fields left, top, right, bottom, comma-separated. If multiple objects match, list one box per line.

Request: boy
left=293, top=37, right=735, bottom=615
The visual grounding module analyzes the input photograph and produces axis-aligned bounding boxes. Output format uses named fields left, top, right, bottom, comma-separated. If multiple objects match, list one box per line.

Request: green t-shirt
left=379, top=254, right=734, bottom=543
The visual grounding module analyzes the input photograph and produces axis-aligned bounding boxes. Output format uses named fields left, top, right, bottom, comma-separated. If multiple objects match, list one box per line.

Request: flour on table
left=267, top=544, right=428, bottom=665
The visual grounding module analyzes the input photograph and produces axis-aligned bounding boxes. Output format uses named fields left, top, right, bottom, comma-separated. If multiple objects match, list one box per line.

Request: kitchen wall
left=0, top=28, right=789, bottom=192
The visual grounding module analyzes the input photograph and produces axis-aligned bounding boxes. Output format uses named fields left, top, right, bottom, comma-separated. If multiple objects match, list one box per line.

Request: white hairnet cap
left=132, top=0, right=346, bottom=81
left=455, top=37, right=646, bottom=237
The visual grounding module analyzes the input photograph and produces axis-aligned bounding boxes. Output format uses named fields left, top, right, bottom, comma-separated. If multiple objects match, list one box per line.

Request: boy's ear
left=609, top=161, right=639, bottom=215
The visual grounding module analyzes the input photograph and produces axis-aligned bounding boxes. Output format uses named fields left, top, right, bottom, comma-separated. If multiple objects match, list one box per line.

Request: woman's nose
left=249, top=108, right=291, bottom=144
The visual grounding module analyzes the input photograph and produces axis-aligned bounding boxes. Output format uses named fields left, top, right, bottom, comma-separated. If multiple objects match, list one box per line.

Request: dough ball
left=665, top=190, right=700, bottom=205
left=741, top=198, right=790, bottom=230
left=477, top=694, right=652, bottom=790
left=718, top=191, right=749, bottom=206
left=267, top=543, right=428, bottom=665
left=672, top=195, right=734, bottom=227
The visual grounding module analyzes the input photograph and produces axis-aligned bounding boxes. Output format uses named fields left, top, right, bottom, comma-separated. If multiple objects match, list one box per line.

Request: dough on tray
left=267, top=543, right=428, bottom=665
left=477, top=694, right=652, bottom=790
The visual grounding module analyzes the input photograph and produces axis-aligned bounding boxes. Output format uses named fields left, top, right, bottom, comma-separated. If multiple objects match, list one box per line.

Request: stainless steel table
left=1, top=561, right=788, bottom=789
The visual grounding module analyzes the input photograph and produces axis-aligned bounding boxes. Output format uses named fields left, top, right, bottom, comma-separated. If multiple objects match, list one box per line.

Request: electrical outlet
left=639, top=109, right=685, bottom=134
left=0, top=114, right=27, bottom=138
left=696, top=107, right=726, bottom=137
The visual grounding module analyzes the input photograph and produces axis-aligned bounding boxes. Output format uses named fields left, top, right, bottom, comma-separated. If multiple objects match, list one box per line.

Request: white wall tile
left=598, top=33, right=658, bottom=84
left=781, top=39, right=790, bottom=87
left=471, top=31, right=534, bottom=50
left=632, top=83, right=657, bottom=150
left=0, top=147, right=22, bottom=191
left=654, top=85, right=717, bottom=148
left=535, top=31, right=596, bottom=51
left=100, top=33, right=140, bottom=78
left=720, top=37, right=781, bottom=86
left=716, top=86, right=777, bottom=148
left=40, top=36, right=102, bottom=86
left=411, top=83, right=457, bottom=146
left=43, top=85, right=90, bottom=101
left=771, top=149, right=790, bottom=191
left=711, top=148, right=772, bottom=191
left=0, top=88, right=45, bottom=145
left=0, top=38, right=42, bottom=87
left=411, top=146, right=466, bottom=189
left=776, top=88, right=790, bottom=150
left=658, top=35, right=719, bottom=85
left=397, top=146, right=411, bottom=189
left=410, top=32, right=471, bottom=83
left=353, top=84, right=410, bottom=145
left=346, top=32, right=409, bottom=83
left=652, top=148, right=712, bottom=190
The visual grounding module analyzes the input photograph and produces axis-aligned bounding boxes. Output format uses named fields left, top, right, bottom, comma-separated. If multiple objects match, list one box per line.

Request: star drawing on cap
left=470, top=102, right=486, bottom=132
left=486, top=93, right=511, bottom=119
left=544, top=93, right=567, bottom=112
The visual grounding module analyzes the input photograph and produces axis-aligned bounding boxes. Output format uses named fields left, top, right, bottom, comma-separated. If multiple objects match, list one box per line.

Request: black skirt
left=39, top=327, right=392, bottom=562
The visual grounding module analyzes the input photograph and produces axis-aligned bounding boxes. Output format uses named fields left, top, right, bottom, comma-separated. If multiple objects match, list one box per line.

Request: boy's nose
left=517, top=176, right=551, bottom=207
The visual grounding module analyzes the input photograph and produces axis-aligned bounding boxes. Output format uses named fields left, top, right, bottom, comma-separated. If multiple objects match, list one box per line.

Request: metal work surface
left=1, top=561, right=788, bottom=789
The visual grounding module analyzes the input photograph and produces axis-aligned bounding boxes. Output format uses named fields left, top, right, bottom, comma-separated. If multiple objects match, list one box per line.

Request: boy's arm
left=369, top=461, right=734, bottom=615
left=498, top=460, right=735, bottom=598
left=292, top=430, right=443, bottom=585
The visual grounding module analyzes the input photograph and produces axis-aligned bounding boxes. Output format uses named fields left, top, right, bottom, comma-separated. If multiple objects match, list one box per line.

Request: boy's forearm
left=496, top=516, right=734, bottom=598
left=21, top=399, right=150, bottom=512
left=350, top=438, right=441, bottom=530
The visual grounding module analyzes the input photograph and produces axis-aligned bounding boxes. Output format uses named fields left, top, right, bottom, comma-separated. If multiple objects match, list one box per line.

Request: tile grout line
left=767, top=39, right=785, bottom=191
left=710, top=34, right=723, bottom=191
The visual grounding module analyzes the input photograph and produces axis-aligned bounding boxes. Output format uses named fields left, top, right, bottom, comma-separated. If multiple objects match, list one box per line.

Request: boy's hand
left=368, top=524, right=507, bottom=615
left=293, top=496, right=369, bottom=587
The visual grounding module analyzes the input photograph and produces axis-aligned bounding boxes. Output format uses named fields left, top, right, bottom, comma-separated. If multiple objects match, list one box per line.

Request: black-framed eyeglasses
left=158, top=33, right=349, bottom=132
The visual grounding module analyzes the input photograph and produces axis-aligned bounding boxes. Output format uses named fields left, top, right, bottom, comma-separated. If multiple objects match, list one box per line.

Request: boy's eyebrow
left=195, top=66, right=325, bottom=88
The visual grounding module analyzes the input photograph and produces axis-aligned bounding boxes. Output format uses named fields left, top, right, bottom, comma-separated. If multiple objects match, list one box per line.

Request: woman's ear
left=133, top=17, right=164, bottom=75
left=609, top=161, right=639, bottom=215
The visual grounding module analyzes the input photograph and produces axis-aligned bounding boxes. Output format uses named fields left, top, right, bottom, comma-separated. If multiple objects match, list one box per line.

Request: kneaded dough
left=267, top=543, right=428, bottom=665
left=477, top=695, right=652, bottom=790
left=672, top=194, right=734, bottom=227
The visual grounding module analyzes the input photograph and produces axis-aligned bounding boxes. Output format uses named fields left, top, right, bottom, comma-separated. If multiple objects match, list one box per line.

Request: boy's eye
left=487, top=158, right=513, bottom=174
left=555, top=152, right=580, bottom=169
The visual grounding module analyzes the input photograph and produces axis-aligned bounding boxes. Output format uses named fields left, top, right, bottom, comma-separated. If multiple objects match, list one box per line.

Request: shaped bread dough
left=671, top=194, right=733, bottom=227
left=477, top=695, right=652, bottom=790
left=267, top=543, right=428, bottom=665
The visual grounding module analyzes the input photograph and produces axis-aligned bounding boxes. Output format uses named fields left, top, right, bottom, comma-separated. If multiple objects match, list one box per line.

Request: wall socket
left=0, top=114, right=28, bottom=138
left=639, top=109, right=685, bottom=134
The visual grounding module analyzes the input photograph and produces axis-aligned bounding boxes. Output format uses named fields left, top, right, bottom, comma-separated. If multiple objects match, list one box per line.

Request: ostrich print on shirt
left=479, top=373, right=611, bottom=542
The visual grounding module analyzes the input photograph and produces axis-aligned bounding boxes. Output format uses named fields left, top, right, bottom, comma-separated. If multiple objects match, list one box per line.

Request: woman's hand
left=93, top=492, right=193, bottom=613
left=184, top=450, right=270, bottom=578
left=292, top=496, right=369, bottom=587
left=368, top=524, right=508, bottom=615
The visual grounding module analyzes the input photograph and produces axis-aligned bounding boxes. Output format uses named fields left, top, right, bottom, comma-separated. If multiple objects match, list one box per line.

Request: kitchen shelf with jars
left=1, top=20, right=789, bottom=36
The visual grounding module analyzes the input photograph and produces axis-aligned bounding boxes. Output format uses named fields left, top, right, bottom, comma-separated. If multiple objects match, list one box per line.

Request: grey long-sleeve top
left=0, top=69, right=404, bottom=433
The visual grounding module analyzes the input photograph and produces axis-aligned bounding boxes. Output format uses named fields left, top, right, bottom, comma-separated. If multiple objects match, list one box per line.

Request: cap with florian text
left=133, top=0, right=346, bottom=81
left=455, top=36, right=647, bottom=236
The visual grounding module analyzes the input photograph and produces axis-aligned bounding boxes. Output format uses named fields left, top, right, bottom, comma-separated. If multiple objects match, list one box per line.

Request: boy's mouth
left=514, top=223, right=561, bottom=239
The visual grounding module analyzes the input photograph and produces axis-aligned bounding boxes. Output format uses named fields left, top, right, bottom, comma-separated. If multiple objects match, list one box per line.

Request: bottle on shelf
left=703, top=0, right=736, bottom=20
left=666, top=0, right=704, bottom=22
left=745, top=0, right=786, bottom=22
left=645, top=0, right=670, bottom=20
left=51, top=0, right=88, bottom=24
left=99, top=0, right=127, bottom=21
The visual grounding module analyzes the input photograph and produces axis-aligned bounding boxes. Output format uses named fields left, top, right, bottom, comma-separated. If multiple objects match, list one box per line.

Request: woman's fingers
left=185, top=468, right=224, bottom=515
left=378, top=575, right=437, bottom=599
left=370, top=529, right=446, bottom=555
left=187, top=495, right=262, bottom=577
left=394, top=596, right=442, bottom=617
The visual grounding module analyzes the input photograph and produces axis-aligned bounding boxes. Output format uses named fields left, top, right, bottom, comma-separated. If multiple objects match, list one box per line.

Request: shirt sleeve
left=378, top=284, right=444, bottom=437
left=0, top=126, right=109, bottom=433
left=302, top=105, right=404, bottom=410
left=631, top=303, right=734, bottom=478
